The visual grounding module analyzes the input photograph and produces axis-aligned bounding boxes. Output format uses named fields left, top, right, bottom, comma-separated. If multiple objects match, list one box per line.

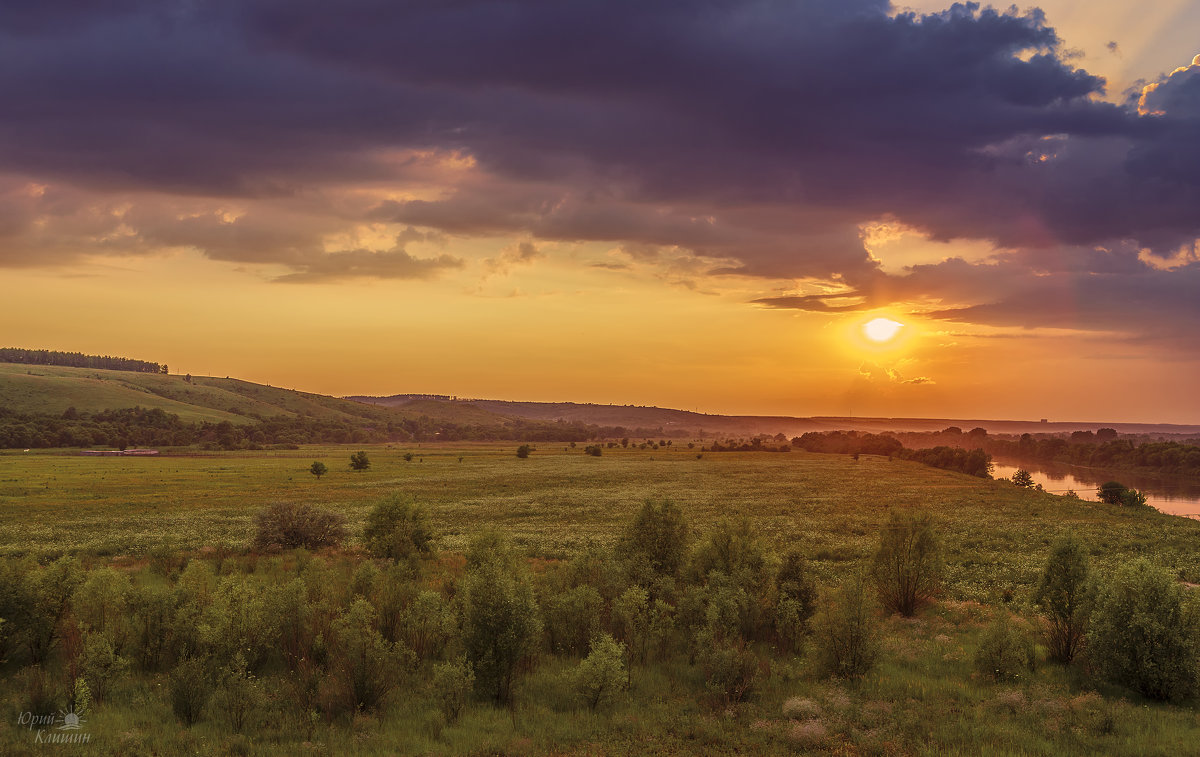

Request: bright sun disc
left=863, top=317, right=904, bottom=342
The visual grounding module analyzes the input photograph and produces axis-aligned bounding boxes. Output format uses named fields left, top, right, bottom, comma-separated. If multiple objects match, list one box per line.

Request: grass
left=2, top=443, right=1200, bottom=755
left=2, top=443, right=1198, bottom=592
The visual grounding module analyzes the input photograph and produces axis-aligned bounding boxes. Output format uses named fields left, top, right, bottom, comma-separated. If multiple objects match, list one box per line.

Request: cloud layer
left=0, top=0, right=1197, bottom=345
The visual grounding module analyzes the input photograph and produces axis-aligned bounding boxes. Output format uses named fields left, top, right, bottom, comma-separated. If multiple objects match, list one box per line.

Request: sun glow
left=863, top=317, right=904, bottom=343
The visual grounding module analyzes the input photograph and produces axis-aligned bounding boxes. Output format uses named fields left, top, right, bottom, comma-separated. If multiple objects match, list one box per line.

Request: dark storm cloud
left=0, top=1, right=1197, bottom=318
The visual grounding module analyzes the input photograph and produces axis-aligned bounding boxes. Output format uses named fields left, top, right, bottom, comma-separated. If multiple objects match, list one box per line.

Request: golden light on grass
left=863, top=317, right=904, bottom=343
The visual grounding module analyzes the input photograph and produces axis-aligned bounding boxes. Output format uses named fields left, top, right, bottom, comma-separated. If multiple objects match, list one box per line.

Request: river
left=991, top=459, right=1200, bottom=519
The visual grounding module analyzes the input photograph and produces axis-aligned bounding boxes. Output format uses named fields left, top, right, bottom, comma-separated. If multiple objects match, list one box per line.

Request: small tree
left=1096, top=481, right=1127, bottom=505
left=252, top=502, right=346, bottom=551
left=362, top=494, right=434, bottom=565
left=516, top=444, right=532, bottom=459
left=618, top=500, right=689, bottom=586
left=870, top=511, right=942, bottom=617
left=1088, top=559, right=1200, bottom=701
left=974, top=614, right=1035, bottom=682
left=1033, top=535, right=1092, bottom=663
left=349, top=451, right=371, bottom=471
left=813, top=572, right=880, bottom=679
left=309, top=461, right=327, bottom=480
left=431, top=657, right=474, bottom=724
left=1011, top=469, right=1035, bottom=488
left=573, top=634, right=627, bottom=711
left=462, top=548, right=543, bottom=706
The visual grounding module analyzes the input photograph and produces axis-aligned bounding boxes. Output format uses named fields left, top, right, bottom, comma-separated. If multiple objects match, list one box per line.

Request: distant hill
left=0, top=363, right=513, bottom=428
left=349, top=394, right=1200, bottom=438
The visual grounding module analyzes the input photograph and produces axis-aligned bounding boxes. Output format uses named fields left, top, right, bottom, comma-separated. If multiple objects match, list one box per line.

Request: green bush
left=574, top=634, right=627, bottom=711
left=349, top=451, right=371, bottom=471
left=170, top=656, right=213, bottom=726
left=1033, top=535, right=1092, bottom=664
left=870, top=511, right=942, bottom=616
left=73, top=568, right=132, bottom=652
left=973, top=614, right=1035, bottom=682
left=618, top=500, right=689, bottom=585
left=813, top=573, right=880, bottom=679
left=462, top=555, right=543, bottom=705
left=774, top=549, right=817, bottom=654
left=17, top=556, right=83, bottom=663
left=210, top=653, right=265, bottom=733
left=516, top=444, right=532, bottom=458
left=252, top=502, right=347, bottom=552
left=1088, top=559, right=1200, bottom=701
left=431, top=656, right=475, bottom=724
left=201, top=576, right=281, bottom=670
left=362, top=494, right=435, bottom=565
left=543, top=585, right=603, bottom=656
left=401, top=590, right=456, bottom=661
left=328, top=599, right=413, bottom=712
left=695, top=631, right=759, bottom=706
left=128, top=583, right=175, bottom=672
left=78, top=632, right=129, bottom=701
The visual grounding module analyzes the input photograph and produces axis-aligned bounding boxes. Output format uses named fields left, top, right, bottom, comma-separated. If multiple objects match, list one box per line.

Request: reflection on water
left=991, top=459, right=1200, bottom=519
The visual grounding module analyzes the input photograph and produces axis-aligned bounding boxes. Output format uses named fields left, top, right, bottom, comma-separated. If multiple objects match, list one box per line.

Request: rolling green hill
left=0, top=362, right=514, bottom=429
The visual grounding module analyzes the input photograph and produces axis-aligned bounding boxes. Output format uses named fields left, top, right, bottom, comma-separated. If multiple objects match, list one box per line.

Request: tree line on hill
left=0, top=349, right=166, bottom=374
left=0, top=406, right=656, bottom=450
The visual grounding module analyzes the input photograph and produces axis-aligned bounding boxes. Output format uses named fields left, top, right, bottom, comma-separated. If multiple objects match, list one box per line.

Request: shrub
left=78, top=632, right=129, bottom=702
left=210, top=653, right=265, bottom=733
left=251, top=502, right=347, bottom=551
left=695, top=631, right=759, bottom=706
left=431, top=656, right=475, bottom=724
left=870, top=511, right=942, bottom=616
left=688, top=515, right=769, bottom=592
left=462, top=558, right=543, bottom=705
left=775, top=549, right=817, bottom=654
left=543, top=585, right=603, bottom=656
left=73, top=568, right=132, bottom=651
left=328, top=599, right=413, bottom=712
left=309, top=461, right=327, bottom=480
left=349, top=451, right=371, bottom=471
left=813, top=573, right=880, bottom=679
left=613, top=586, right=649, bottom=670
left=401, top=590, right=456, bottom=661
left=18, top=556, right=83, bottom=664
left=362, top=494, right=435, bottom=565
left=1033, top=535, right=1092, bottom=663
left=1096, top=481, right=1127, bottom=505
left=1011, top=469, right=1035, bottom=488
left=574, top=634, right=627, bottom=711
left=201, top=576, right=281, bottom=670
left=516, top=444, right=532, bottom=459
left=170, top=656, right=213, bottom=725
left=1088, top=559, right=1200, bottom=701
left=974, top=614, right=1035, bottom=682
left=618, top=500, right=689, bottom=585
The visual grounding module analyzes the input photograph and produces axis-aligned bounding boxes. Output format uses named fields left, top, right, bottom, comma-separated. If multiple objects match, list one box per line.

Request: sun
left=863, top=317, right=904, bottom=343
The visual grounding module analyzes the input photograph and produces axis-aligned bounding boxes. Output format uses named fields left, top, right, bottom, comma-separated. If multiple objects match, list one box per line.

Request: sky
left=2, top=1, right=1199, bottom=423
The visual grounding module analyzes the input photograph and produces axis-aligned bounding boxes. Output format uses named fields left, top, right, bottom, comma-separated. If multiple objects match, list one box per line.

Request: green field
left=2, top=444, right=1199, bottom=755
left=2, top=444, right=1198, bottom=589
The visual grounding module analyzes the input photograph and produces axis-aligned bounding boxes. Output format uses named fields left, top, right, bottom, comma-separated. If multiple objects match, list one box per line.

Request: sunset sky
left=3, top=1, right=1199, bottom=423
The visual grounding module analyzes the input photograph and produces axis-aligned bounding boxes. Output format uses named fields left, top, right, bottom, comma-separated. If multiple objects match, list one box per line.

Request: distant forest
left=0, top=348, right=166, bottom=374
left=0, top=406, right=661, bottom=450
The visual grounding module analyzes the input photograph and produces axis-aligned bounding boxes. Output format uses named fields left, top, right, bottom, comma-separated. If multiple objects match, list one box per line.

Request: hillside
left=0, top=362, right=514, bottom=429
left=349, top=394, right=1200, bottom=437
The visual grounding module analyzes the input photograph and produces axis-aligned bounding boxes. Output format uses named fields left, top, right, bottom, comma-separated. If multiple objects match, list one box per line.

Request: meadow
left=1, top=443, right=1199, bottom=755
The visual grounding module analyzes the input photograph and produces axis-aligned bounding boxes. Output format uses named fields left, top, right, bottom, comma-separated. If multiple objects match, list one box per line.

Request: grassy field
left=3, top=443, right=1199, bottom=592
left=2, top=444, right=1199, bottom=756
